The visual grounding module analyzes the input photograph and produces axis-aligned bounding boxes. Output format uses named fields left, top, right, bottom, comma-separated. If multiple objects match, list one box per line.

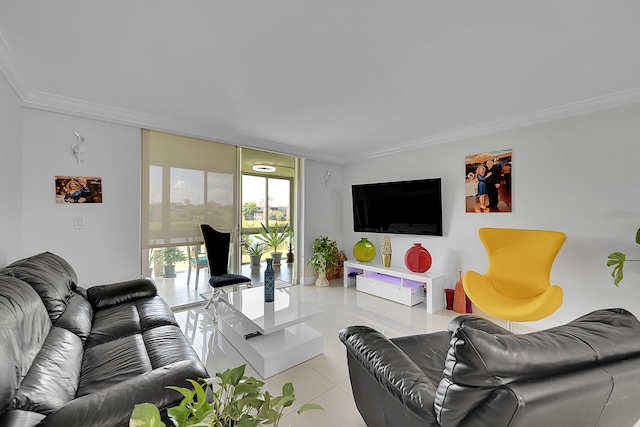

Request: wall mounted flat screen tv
left=352, top=178, right=442, bottom=236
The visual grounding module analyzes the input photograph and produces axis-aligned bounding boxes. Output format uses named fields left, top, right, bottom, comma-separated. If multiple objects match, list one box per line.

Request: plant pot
left=270, top=252, right=283, bottom=265
left=163, top=264, right=176, bottom=278
left=315, top=269, right=329, bottom=287
left=249, top=254, right=262, bottom=266
left=286, top=253, right=294, bottom=263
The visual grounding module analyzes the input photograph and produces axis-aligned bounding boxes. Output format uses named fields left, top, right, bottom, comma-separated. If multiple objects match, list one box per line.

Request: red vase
left=403, top=243, right=432, bottom=273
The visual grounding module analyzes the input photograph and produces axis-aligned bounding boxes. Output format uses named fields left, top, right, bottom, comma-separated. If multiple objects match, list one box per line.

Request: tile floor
left=155, top=266, right=529, bottom=426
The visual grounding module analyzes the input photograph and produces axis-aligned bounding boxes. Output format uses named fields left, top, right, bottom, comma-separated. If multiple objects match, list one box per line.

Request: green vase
left=353, top=238, right=376, bottom=262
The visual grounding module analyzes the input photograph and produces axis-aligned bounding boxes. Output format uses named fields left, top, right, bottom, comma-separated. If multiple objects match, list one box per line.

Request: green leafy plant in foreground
left=129, top=364, right=322, bottom=427
left=607, top=228, right=640, bottom=286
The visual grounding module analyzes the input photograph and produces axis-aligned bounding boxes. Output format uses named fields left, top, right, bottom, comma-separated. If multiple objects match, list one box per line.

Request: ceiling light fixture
left=252, top=164, right=276, bottom=172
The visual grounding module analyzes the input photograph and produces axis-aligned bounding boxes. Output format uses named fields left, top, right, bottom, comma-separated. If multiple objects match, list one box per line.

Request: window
left=142, top=130, right=238, bottom=249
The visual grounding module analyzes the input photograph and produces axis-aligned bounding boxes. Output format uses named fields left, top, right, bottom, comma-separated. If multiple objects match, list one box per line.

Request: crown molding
left=21, top=89, right=343, bottom=164
left=17, top=84, right=640, bottom=167
left=0, top=32, right=31, bottom=99
left=348, top=87, right=640, bottom=163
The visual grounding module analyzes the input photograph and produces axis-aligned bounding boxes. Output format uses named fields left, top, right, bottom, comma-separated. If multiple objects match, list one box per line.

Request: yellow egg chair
left=463, top=227, right=566, bottom=329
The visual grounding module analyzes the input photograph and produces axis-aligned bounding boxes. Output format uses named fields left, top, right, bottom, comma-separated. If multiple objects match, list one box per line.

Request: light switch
left=74, top=217, right=85, bottom=229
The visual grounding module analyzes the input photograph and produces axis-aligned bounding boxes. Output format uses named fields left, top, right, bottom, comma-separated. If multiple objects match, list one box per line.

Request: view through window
left=241, top=175, right=292, bottom=261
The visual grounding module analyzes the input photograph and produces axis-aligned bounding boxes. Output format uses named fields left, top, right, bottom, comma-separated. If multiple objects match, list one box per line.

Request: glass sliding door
left=240, top=148, right=298, bottom=283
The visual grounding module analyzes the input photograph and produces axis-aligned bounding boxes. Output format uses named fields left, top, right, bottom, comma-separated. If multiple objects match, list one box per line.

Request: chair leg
left=205, top=288, right=221, bottom=322
left=195, top=266, right=200, bottom=290
left=186, top=264, right=192, bottom=285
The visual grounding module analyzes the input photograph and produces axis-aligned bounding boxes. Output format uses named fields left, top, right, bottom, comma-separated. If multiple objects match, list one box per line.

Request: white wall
left=302, top=159, right=343, bottom=284
left=0, top=72, right=23, bottom=265
left=341, top=103, right=640, bottom=329
left=21, top=109, right=142, bottom=286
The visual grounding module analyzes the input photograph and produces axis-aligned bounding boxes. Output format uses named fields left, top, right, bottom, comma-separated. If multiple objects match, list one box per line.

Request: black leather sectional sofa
left=0, top=252, right=208, bottom=427
left=340, top=308, right=640, bottom=427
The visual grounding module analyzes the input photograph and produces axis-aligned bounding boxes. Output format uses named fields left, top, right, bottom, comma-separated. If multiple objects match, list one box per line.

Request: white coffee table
left=216, top=284, right=323, bottom=378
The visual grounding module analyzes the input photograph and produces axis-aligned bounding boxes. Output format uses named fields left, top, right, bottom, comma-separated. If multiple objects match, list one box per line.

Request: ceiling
left=1, top=2, right=640, bottom=164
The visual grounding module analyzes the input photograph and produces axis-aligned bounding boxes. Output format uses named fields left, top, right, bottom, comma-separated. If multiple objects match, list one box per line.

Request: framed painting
left=55, top=176, right=103, bottom=204
left=465, top=150, right=512, bottom=213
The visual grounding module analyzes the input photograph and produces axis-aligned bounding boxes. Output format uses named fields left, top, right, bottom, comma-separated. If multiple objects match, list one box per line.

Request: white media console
left=343, top=260, right=446, bottom=313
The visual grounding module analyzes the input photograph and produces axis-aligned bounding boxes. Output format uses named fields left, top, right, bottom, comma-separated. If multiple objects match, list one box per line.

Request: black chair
left=199, top=224, right=252, bottom=318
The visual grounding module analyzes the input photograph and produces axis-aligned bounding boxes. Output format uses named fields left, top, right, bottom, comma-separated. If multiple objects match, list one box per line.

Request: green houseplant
left=255, top=223, right=293, bottom=265
left=162, top=247, right=188, bottom=278
left=607, top=227, right=640, bottom=286
left=286, top=240, right=294, bottom=263
left=129, top=364, right=321, bottom=427
left=244, top=239, right=266, bottom=267
left=308, top=236, right=338, bottom=287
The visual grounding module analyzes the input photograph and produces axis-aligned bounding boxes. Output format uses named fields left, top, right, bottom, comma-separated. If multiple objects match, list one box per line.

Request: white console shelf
left=343, top=260, right=446, bottom=313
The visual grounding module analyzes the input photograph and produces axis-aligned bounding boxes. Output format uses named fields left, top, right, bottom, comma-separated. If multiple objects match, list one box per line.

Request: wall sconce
left=71, top=131, right=87, bottom=163
left=324, top=170, right=332, bottom=187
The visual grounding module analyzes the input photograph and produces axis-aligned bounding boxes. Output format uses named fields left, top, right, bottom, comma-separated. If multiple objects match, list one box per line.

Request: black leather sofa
left=0, top=252, right=208, bottom=427
left=339, top=308, right=640, bottom=427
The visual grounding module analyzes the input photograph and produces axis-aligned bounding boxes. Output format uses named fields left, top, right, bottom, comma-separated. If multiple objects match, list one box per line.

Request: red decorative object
left=445, top=289, right=455, bottom=310
left=403, top=243, right=432, bottom=273
left=453, top=271, right=466, bottom=313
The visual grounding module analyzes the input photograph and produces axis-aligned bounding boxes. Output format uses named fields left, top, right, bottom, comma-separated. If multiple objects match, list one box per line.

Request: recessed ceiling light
left=252, top=164, right=276, bottom=172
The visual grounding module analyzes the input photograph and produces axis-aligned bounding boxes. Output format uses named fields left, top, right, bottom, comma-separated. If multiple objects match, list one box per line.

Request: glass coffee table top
left=219, top=284, right=322, bottom=335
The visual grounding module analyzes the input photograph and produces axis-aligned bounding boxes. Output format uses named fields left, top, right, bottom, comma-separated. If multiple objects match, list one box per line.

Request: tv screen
left=352, top=178, right=442, bottom=236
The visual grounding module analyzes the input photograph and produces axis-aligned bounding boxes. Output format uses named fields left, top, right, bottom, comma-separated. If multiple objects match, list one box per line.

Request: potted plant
left=244, top=239, right=265, bottom=267
left=255, top=222, right=293, bottom=266
left=162, top=247, right=188, bottom=278
left=308, top=236, right=338, bottom=287
left=129, top=364, right=322, bottom=427
left=286, top=240, right=294, bottom=263
left=607, top=227, right=640, bottom=285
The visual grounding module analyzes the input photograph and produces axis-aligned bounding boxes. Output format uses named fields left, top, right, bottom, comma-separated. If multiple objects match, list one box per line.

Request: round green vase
left=353, top=238, right=376, bottom=262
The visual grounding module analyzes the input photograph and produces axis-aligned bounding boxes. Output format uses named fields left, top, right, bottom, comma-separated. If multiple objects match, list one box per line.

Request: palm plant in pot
left=129, top=364, right=321, bottom=427
left=255, top=222, right=293, bottom=266
left=244, top=239, right=266, bottom=267
left=308, top=236, right=338, bottom=287
left=162, top=247, right=188, bottom=278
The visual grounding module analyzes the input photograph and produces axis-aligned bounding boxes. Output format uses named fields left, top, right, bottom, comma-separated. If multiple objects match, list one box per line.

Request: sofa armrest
left=37, top=360, right=208, bottom=427
left=339, top=326, right=439, bottom=419
left=86, top=278, right=157, bottom=308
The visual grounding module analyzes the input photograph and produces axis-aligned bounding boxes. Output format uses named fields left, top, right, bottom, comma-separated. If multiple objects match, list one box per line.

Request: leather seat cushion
left=11, top=326, right=83, bottom=414
left=86, top=296, right=178, bottom=348
left=78, top=333, right=153, bottom=397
